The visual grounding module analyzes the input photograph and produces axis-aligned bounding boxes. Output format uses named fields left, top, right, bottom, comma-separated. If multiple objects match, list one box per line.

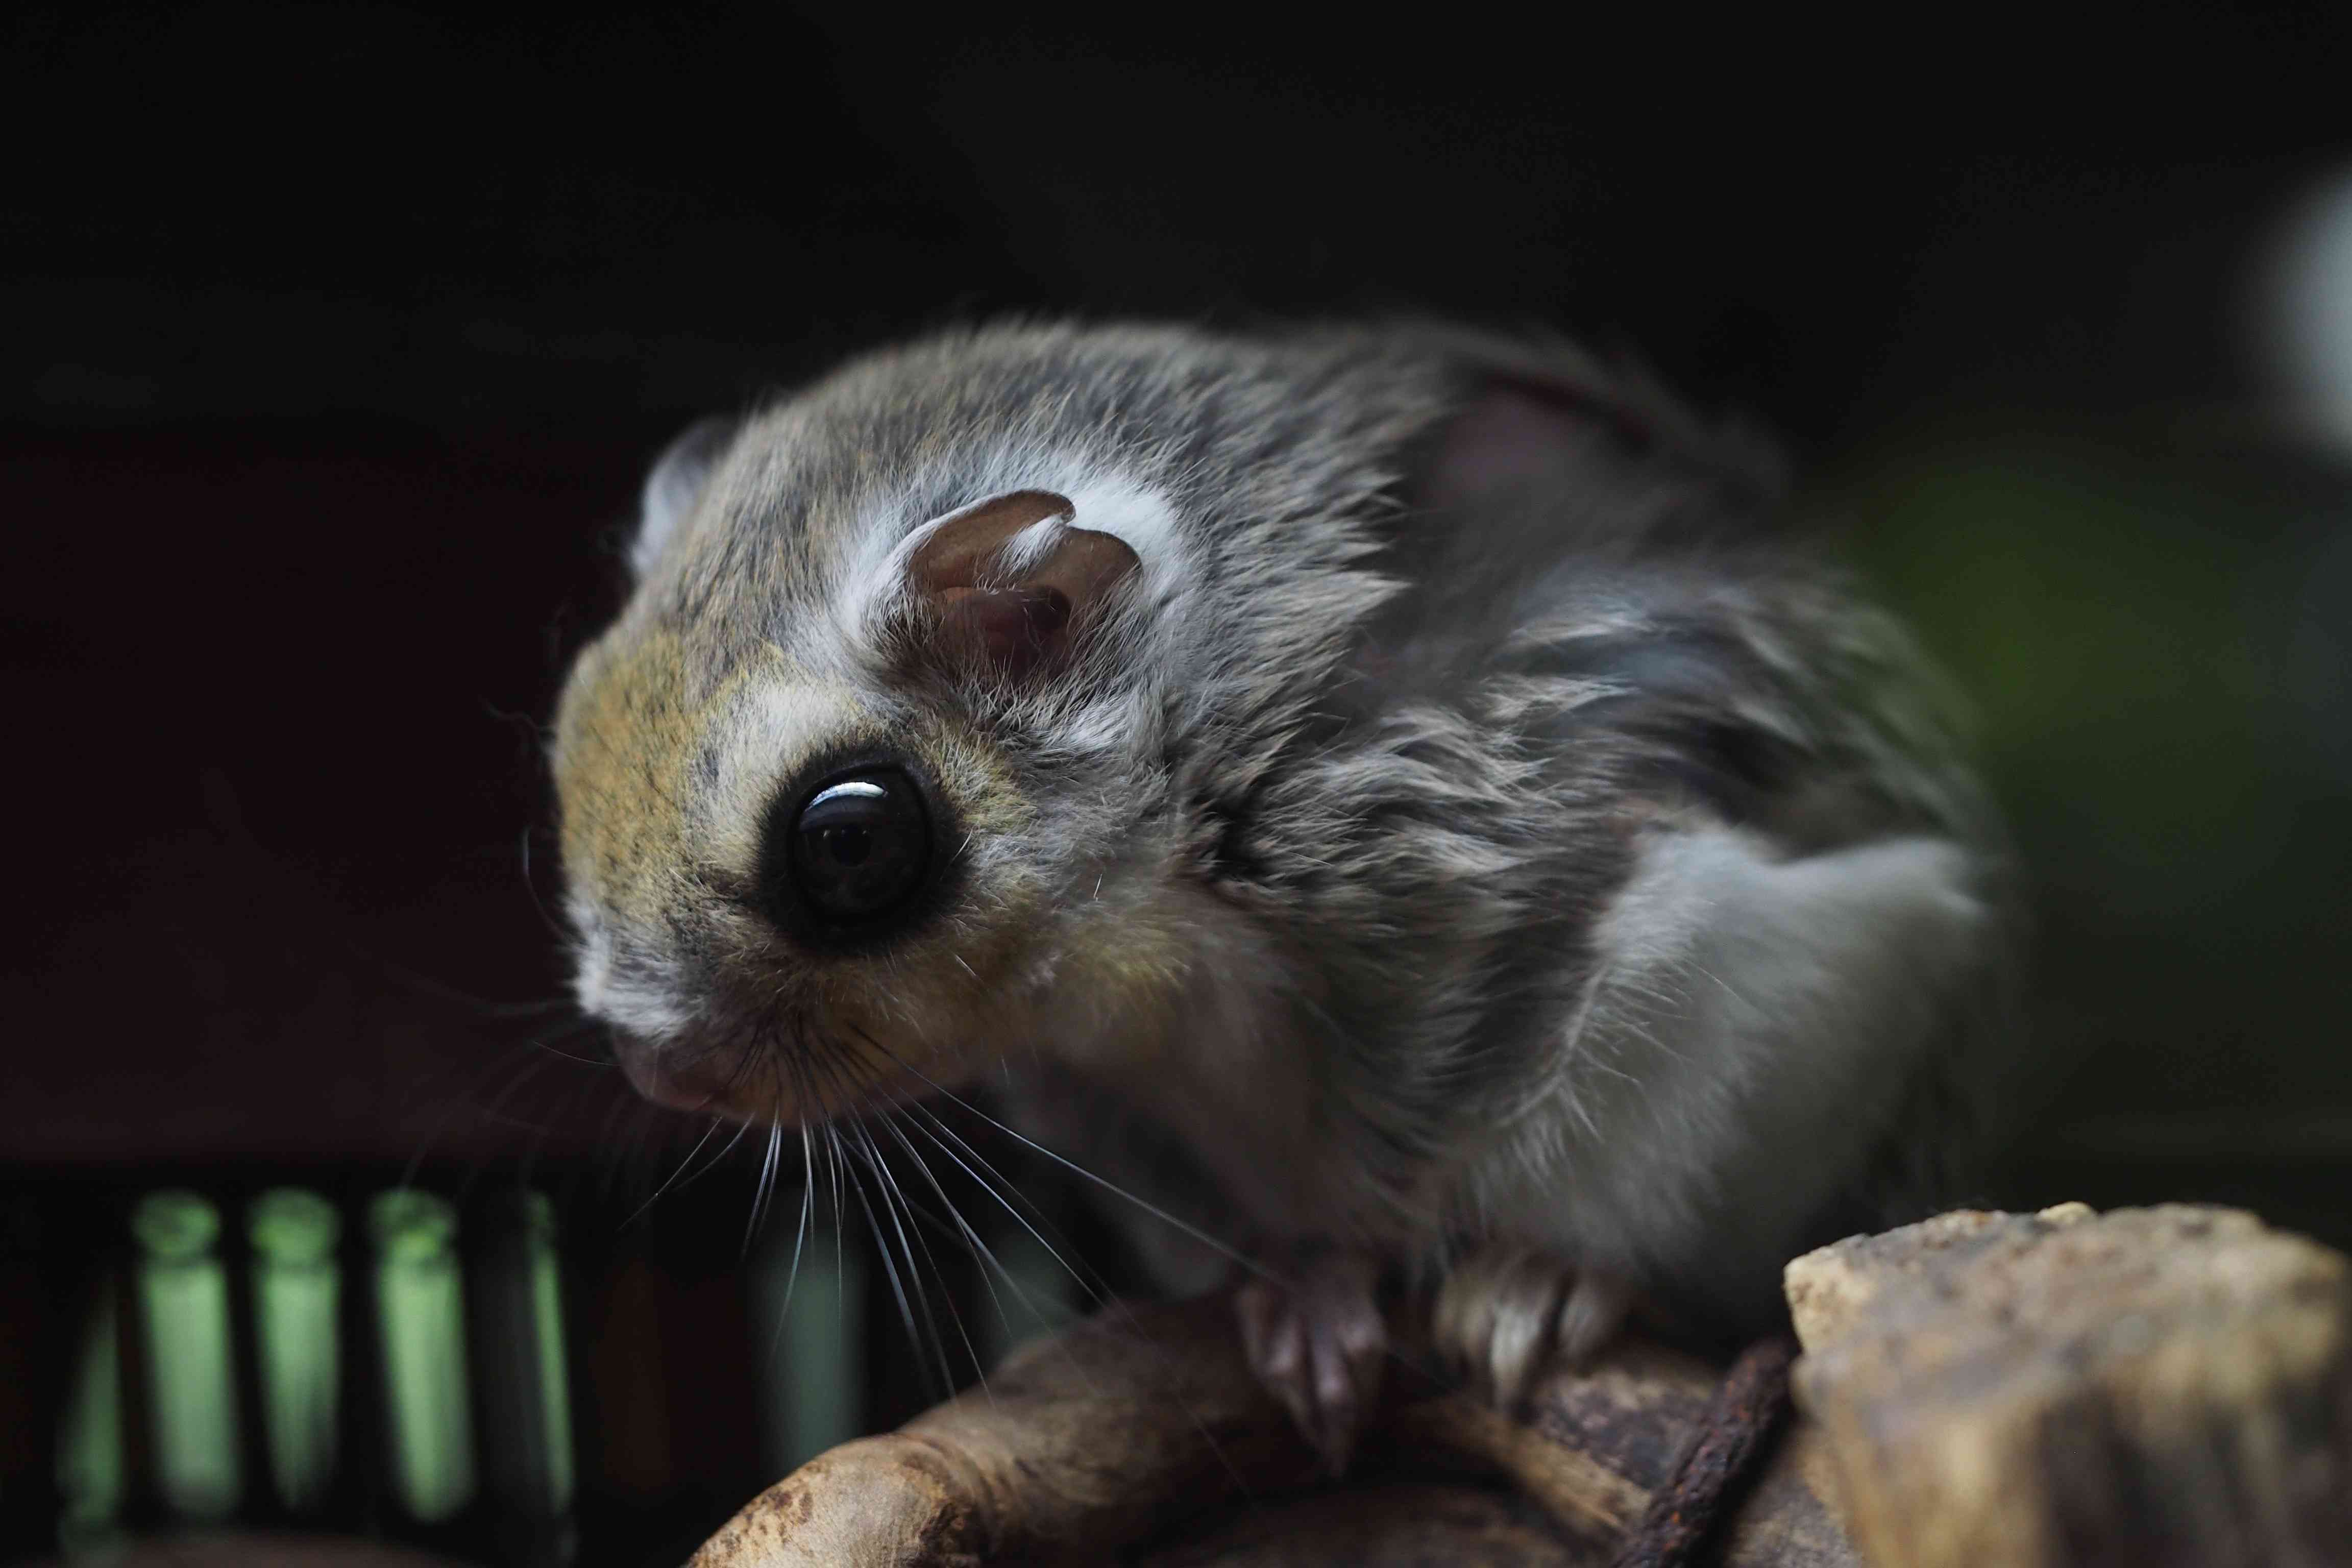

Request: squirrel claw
left=1433, top=1247, right=1633, bottom=1409
left=1236, top=1246, right=1387, bottom=1476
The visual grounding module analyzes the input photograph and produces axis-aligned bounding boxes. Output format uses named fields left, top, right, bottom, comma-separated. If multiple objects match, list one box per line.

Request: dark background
left=5, top=2, right=2351, bottom=1558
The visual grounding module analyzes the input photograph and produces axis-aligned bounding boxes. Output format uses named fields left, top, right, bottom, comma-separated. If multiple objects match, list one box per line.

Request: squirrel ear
left=631, top=417, right=736, bottom=579
left=1421, top=379, right=1613, bottom=513
left=903, top=489, right=1141, bottom=680
left=1413, top=331, right=1782, bottom=513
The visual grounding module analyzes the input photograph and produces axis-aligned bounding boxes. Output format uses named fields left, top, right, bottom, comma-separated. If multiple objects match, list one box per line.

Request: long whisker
left=750, top=1054, right=827, bottom=1377
left=743, top=1116, right=785, bottom=1255
left=397, top=1040, right=566, bottom=1191
left=357, top=944, right=580, bottom=1018
left=845, top=1117, right=956, bottom=1399
left=521, top=1031, right=617, bottom=1068
left=893, top=1100, right=1109, bottom=1316
left=879, top=1089, right=1258, bottom=1497
left=517, top=821, right=572, bottom=942
left=778, top=1048, right=820, bottom=1321
left=804, top=1028, right=1266, bottom=1494
left=622, top=1110, right=747, bottom=1228
left=855, top=1118, right=971, bottom=1391
left=790, top=1122, right=816, bottom=1302
left=814, top=1038, right=950, bottom=1393
left=870, top=1108, right=996, bottom=1402
left=852, top=1031, right=1269, bottom=1281
left=837, top=1122, right=920, bottom=1375
left=828, top=1119, right=850, bottom=1337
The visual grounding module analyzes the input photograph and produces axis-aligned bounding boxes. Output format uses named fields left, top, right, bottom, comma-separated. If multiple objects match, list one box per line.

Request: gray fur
left=631, top=415, right=737, bottom=581
left=559, top=318, right=2016, bottom=1345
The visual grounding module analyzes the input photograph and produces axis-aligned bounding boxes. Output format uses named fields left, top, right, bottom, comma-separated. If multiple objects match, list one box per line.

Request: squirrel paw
left=1432, top=1246, right=1633, bottom=1409
left=1235, top=1244, right=1387, bottom=1477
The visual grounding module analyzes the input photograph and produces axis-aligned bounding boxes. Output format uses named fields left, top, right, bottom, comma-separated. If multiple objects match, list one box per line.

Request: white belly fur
left=1461, top=825, right=1995, bottom=1309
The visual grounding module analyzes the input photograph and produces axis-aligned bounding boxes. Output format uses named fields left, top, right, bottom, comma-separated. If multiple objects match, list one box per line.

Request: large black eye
left=786, top=769, right=932, bottom=924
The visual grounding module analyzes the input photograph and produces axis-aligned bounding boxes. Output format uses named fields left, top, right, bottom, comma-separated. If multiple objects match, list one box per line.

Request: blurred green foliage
left=1813, top=428, right=2352, bottom=1241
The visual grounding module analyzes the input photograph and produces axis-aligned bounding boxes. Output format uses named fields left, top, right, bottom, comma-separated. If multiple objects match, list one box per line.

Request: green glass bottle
left=248, top=1188, right=341, bottom=1515
left=369, top=1190, right=475, bottom=1526
left=748, top=1217, right=867, bottom=1475
left=471, top=1189, right=578, bottom=1565
left=55, top=1280, right=124, bottom=1557
left=131, top=1190, right=241, bottom=1523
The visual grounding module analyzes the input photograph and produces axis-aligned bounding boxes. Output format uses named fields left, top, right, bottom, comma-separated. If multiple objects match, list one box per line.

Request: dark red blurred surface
left=1, top=423, right=649, bottom=1165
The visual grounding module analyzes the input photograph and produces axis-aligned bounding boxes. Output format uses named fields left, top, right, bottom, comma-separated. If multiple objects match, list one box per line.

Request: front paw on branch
left=1431, top=1245, right=1636, bottom=1412
left=1233, top=1242, right=1390, bottom=1476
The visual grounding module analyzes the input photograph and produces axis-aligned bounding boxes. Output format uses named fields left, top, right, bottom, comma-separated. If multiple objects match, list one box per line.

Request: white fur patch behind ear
left=882, top=488, right=1076, bottom=599
left=997, top=516, right=1070, bottom=578
left=839, top=457, right=1193, bottom=655
left=632, top=417, right=736, bottom=580
left=1048, top=476, right=1191, bottom=617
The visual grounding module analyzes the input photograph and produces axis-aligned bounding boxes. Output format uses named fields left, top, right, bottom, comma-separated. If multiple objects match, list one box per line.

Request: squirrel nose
left=617, top=1044, right=728, bottom=1113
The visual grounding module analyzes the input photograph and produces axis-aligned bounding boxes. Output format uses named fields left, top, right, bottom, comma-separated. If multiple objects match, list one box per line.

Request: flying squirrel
left=552, top=319, right=2014, bottom=1469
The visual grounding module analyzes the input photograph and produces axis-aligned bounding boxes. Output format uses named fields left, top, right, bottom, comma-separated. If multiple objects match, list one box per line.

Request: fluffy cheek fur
left=555, top=627, right=1134, bottom=1128
left=565, top=850, right=1077, bottom=1130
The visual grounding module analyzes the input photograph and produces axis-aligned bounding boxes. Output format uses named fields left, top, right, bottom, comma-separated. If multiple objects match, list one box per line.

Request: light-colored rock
left=1785, top=1204, right=2352, bottom=1568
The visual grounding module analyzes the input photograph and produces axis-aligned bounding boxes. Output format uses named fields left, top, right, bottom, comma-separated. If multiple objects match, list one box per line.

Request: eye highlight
left=778, top=767, right=933, bottom=929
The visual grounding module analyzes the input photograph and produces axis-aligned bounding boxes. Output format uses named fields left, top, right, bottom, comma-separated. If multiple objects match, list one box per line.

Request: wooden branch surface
left=1787, top=1203, right=2352, bottom=1568
left=688, top=1295, right=1314, bottom=1567
left=690, top=1200, right=2352, bottom=1566
left=688, top=1294, right=1854, bottom=1567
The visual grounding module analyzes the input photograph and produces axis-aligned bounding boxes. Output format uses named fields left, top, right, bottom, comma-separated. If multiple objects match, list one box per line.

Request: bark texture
left=689, top=1202, right=2352, bottom=1566
left=685, top=1296, right=1851, bottom=1567
left=1786, top=1203, right=2352, bottom=1568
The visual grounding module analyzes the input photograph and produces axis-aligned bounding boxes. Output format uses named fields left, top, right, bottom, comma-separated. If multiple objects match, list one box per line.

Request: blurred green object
left=55, top=1280, right=123, bottom=1557
left=371, top=1189, right=475, bottom=1524
left=248, top=1188, right=341, bottom=1513
left=1845, top=452, right=2291, bottom=896
left=524, top=1193, right=575, bottom=1514
left=1822, top=432, right=2352, bottom=1214
left=132, top=1189, right=241, bottom=1523
left=980, top=1221, right=1082, bottom=1370
left=472, top=1189, right=576, bottom=1527
left=751, top=1220, right=867, bottom=1474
